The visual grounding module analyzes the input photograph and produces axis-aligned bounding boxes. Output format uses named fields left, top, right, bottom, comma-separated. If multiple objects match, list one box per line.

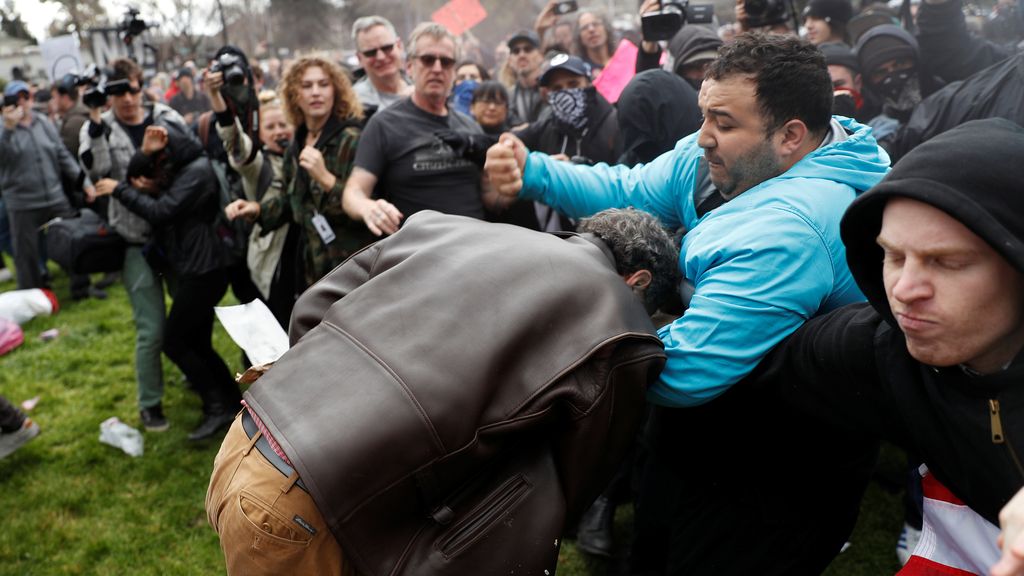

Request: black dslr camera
left=210, top=53, right=247, bottom=86
left=642, top=1, right=715, bottom=42
left=744, top=0, right=791, bottom=28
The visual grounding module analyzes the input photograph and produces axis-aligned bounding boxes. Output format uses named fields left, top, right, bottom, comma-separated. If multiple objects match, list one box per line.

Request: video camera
left=642, top=1, right=715, bottom=42
left=119, top=7, right=149, bottom=43
left=743, top=0, right=791, bottom=29
left=73, top=64, right=137, bottom=109
left=209, top=53, right=247, bottom=86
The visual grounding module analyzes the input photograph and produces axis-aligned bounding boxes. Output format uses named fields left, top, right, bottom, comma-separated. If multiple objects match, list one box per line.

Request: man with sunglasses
left=79, top=57, right=189, bottom=433
left=343, top=22, right=495, bottom=236
left=507, top=29, right=547, bottom=126
left=351, top=16, right=412, bottom=118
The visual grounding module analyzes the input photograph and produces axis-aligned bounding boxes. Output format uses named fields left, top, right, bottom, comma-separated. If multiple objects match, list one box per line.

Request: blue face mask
left=451, top=80, right=479, bottom=116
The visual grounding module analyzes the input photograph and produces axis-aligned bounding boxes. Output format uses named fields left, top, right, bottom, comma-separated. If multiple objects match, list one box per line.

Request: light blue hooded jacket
left=520, top=116, right=891, bottom=407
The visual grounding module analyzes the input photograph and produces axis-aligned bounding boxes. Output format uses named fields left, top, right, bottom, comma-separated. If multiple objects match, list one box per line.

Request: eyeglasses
left=360, top=43, right=396, bottom=59
left=416, top=54, right=456, bottom=69
left=580, top=22, right=604, bottom=32
left=510, top=45, right=536, bottom=55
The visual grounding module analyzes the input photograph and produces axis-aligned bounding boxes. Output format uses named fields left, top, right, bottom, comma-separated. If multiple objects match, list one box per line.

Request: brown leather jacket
left=244, top=211, right=665, bottom=576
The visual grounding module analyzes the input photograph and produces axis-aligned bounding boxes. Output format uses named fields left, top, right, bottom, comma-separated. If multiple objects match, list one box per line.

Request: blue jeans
left=0, top=197, right=13, bottom=257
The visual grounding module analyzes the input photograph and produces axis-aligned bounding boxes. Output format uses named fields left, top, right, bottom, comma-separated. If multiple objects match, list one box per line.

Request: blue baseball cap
left=4, top=80, right=29, bottom=98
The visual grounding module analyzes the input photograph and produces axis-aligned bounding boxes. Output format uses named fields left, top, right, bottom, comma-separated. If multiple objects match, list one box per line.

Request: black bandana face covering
left=547, top=87, right=590, bottom=132
left=875, top=68, right=914, bottom=102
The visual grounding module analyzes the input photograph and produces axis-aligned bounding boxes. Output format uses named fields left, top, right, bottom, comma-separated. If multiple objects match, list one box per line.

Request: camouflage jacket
left=260, top=116, right=374, bottom=288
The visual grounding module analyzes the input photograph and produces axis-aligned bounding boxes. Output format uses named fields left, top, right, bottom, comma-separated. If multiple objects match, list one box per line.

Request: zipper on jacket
left=990, top=399, right=1024, bottom=479
left=438, top=475, right=531, bottom=558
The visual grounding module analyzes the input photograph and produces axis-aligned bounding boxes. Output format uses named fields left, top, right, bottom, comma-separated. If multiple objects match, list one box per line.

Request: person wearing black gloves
left=93, top=122, right=241, bottom=442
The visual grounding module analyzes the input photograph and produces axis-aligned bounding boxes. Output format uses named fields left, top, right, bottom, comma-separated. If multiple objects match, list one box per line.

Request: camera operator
left=0, top=80, right=100, bottom=298
left=91, top=123, right=241, bottom=442
left=204, top=64, right=296, bottom=327
left=635, top=0, right=723, bottom=91
left=79, top=57, right=189, bottom=433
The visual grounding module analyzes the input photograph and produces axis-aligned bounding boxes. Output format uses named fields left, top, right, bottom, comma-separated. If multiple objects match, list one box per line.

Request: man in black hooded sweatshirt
left=748, top=118, right=1024, bottom=573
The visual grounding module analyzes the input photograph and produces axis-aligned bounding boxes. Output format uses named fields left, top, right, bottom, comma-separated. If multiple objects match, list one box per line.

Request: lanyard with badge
left=300, top=127, right=337, bottom=245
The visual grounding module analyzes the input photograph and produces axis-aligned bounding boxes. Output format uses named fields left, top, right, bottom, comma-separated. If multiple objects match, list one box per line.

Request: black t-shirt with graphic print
left=355, top=97, right=485, bottom=220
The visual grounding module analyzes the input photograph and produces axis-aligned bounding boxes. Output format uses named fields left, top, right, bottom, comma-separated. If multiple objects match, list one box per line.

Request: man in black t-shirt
left=343, top=22, right=501, bottom=236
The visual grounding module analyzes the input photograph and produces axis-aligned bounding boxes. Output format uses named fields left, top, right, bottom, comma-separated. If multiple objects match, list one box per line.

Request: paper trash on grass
left=214, top=299, right=289, bottom=366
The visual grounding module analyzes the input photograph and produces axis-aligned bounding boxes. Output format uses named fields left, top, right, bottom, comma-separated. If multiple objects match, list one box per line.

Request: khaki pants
left=206, top=414, right=351, bottom=576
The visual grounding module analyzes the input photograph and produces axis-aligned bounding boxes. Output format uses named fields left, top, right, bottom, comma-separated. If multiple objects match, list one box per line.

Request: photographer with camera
left=79, top=58, right=189, bottom=432
left=0, top=80, right=100, bottom=298
left=636, top=0, right=722, bottom=92
left=204, top=61, right=296, bottom=327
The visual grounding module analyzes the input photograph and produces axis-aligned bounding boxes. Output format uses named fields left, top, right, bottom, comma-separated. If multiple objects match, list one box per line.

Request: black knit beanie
left=841, top=118, right=1024, bottom=318
left=854, top=24, right=917, bottom=77
left=803, top=0, right=854, bottom=25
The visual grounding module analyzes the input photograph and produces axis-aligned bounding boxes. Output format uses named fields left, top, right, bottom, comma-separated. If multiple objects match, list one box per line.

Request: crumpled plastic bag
left=99, top=417, right=144, bottom=457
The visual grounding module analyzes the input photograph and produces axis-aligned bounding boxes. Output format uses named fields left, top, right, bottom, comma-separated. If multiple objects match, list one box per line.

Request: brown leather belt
left=241, top=409, right=308, bottom=493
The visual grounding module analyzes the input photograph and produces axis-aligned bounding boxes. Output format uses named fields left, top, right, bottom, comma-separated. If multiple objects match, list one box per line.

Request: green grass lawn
left=0, top=267, right=905, bottom=575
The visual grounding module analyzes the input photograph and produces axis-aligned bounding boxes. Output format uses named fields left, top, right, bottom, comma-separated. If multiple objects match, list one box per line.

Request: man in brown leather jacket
left=206, top=208, right=678, bottom=576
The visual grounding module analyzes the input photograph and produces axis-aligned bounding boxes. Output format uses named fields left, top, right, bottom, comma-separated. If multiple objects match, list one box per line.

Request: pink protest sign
left=592, top=40, right=667, bottom=103
left=432, top=0, right=488, bottom=36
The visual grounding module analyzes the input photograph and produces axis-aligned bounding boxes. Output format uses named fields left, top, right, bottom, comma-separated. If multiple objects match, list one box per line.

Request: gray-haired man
left=351, top=15, right=412, bottom=115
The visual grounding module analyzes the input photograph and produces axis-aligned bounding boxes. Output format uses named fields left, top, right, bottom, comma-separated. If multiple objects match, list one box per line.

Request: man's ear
left=624, top=270, right=652, bottom=290
left=775, top=119, right=810, bottom=158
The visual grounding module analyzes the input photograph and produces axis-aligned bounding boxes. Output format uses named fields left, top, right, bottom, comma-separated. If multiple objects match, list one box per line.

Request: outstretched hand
left=141, top=126, right=169, bottom=155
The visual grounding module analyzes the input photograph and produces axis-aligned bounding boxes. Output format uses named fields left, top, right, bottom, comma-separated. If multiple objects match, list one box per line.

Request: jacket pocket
left=436, top=474, right=533, bottom=559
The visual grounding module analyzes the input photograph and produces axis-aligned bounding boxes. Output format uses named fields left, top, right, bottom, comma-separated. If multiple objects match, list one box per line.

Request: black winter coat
left=115, top=124, right=225, bottom=277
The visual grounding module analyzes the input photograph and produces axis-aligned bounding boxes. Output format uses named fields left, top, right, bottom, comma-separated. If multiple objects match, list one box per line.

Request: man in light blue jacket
left=486, top=33, right=891, bottom=574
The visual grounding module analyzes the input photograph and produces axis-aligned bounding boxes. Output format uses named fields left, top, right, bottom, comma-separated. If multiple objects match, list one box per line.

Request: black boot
left=187, top=406, right=236, bottom=441
left=576, top=495, right=615, bottom=557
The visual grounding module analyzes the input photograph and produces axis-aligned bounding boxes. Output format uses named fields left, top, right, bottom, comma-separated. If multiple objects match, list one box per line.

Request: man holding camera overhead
left=79, top=58, right=189, bottom=433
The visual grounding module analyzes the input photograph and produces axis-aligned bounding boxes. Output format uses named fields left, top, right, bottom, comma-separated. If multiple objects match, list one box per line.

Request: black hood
left=841, top=118, right=1024, bottom=321
left=617, top=70, right=702, bottom=165
left=668, top=25, right=722, bottom=75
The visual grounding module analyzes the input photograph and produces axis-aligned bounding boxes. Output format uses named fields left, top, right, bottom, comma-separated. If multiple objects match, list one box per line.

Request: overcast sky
left=13, top=0, right=207, bottom=42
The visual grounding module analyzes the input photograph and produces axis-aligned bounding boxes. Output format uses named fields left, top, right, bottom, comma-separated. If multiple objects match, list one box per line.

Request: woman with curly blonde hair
left=225, top=55, right=374, bottom=291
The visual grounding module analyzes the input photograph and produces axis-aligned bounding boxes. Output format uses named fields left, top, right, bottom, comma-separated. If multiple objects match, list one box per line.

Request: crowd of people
left=2, top=0, right=1024, bottom=573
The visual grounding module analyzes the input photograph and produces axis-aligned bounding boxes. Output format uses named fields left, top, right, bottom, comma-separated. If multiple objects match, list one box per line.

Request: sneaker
left=140, top=404, right=169, bottom=432
left=0, top=418, right=40, bottom=459
left=896, top=521, right=922, bottom=565
left=0, top=268, right=12, bottom=283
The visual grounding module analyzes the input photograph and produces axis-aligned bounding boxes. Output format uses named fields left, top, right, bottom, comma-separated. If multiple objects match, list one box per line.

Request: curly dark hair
left=707, top=32, right=833, bottom=137
left=577, top=208, right=680, bottom=313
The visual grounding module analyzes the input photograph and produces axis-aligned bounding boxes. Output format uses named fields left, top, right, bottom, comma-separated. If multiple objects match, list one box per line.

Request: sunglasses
left=106, top=81, right=142, bottom=96
left=416, top=54, right=456, bottom=69
left=510, top=45, right=536, bottom=55
left=361, top=43, right=396, bottom=59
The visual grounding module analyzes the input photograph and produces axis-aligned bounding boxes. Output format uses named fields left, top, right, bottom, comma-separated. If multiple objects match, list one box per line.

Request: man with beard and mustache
left=486, top=33, right=891, bottom=574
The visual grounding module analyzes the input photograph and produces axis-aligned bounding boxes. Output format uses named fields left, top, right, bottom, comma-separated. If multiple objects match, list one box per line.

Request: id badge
left=311, top=212, right=336, bottom=244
